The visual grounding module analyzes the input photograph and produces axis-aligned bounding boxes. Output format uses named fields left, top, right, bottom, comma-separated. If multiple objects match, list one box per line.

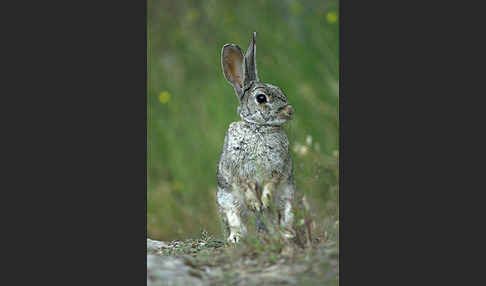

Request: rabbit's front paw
left=261, top=182, right=274, bottom=209
left=243, top=182, right=261, bottom=212
left=247, top=197, right=261, bottom=212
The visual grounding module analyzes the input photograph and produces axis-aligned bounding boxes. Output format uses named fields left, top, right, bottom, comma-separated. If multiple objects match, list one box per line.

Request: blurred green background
left=148, top=0, right=339, bottom=241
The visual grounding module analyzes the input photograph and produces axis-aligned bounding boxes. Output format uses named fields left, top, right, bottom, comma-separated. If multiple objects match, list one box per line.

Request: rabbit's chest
left=224, top=125, right=290, bottom=179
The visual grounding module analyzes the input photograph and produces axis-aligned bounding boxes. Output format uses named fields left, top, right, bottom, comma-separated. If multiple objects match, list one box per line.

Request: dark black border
left=338, top=0, right=468, bottom=283
left=9, top=1, right=148, bottom=284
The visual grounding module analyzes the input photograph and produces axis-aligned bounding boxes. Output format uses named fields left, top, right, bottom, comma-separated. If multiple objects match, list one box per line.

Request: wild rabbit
left=217, top=32, right=300, bottom=243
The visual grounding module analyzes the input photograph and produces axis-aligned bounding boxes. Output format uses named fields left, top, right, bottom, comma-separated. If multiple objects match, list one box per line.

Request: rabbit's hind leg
left=217, top=187, right=247, bottom=243
left=279, top=184, right=296, bottom=240
left=217, top=205, right=230, bottom=239
left=226, top=208, right=246, bottom=243
left=280, top=199, right=296, bottom=239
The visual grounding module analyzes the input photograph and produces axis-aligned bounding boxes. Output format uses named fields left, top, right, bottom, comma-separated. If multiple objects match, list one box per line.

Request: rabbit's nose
left=285, top=105, right=294, bottom=116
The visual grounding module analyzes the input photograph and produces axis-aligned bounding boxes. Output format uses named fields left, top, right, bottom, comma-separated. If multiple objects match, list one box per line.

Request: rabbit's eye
left=256, top=94, right=267, bottom=104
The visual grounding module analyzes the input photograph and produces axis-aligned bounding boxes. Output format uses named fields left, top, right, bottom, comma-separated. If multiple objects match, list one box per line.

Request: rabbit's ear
left=243, top=32, right=259, bottom=87
left=222, top=44, right=244, bottom=97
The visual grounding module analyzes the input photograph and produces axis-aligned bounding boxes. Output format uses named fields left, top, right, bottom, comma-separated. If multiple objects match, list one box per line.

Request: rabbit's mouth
left=277, top=105, right=294, bottom=121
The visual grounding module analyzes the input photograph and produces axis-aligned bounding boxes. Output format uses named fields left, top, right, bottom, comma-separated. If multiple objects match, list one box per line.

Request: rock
left=147, top=238, right=207, bottom=286
left=147, top=254, right=207, bottom=286
left=147, top=238, right=168, bottom=254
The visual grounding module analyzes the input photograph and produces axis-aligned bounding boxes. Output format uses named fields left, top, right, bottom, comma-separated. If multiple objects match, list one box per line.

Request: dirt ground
left=147, top=230, right=338, bottom=286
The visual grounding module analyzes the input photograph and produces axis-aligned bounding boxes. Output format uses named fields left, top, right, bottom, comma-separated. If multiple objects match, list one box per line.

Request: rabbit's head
left=222, top=32, right=293, bottom=126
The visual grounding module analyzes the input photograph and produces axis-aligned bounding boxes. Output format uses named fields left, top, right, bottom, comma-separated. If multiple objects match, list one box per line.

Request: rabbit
left=216, top=32, right=299, bottom=243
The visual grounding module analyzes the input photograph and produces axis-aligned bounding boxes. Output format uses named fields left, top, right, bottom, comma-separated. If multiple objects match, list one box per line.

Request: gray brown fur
left=217, top=32, right=297, bottom=242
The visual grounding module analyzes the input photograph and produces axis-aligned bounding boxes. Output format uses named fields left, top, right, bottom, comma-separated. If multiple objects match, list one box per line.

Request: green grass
left=147, top=0, right=339, bottom=241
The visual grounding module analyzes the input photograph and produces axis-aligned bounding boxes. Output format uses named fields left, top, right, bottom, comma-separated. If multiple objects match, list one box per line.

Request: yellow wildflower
left=326, top=12, right=338, bottom=24
left=159, top=91, right=171, bottom=104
